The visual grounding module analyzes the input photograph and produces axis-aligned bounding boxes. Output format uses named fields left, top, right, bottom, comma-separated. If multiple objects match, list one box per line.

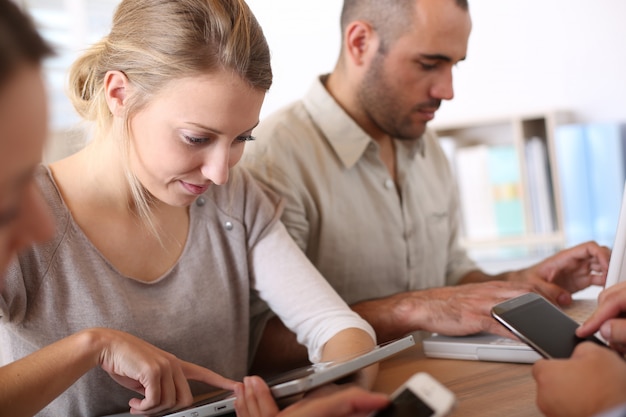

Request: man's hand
left=508, top=241, right=610, bottom=306
left=354, top=281, right=536, bottom=341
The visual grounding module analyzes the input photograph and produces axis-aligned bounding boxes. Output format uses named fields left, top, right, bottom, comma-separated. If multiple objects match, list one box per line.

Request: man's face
left=357, top=0, right=471, bottom=140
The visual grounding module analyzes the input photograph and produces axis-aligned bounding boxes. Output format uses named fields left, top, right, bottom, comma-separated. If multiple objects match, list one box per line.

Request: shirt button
left=224, top=221, right=234, bottom=231
left=196, top=197, right=206, bottom=206
left=384, top=179, right=395, bottom=189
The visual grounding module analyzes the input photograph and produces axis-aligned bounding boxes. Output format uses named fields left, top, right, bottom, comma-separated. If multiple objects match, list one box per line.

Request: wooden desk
left=373, top=343, right=541, bottom=417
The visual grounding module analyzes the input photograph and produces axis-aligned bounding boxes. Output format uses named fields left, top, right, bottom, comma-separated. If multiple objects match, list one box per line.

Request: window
left=21, top=0, right=120, bottom=131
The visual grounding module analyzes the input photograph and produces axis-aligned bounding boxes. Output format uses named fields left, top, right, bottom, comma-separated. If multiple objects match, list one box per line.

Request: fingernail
left=250, top=376, right=261, bottom=386
left=601, top=322, right=612, bottom=340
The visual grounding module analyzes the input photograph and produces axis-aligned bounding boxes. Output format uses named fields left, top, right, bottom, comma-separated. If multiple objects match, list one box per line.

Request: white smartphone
left=491, top=292, right=607, bottom=359
left=371, top=372, right=456, bottom=417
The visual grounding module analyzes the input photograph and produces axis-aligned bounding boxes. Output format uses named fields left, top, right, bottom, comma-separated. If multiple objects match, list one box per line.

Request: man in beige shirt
left=243, top=0, right=610, bottom=371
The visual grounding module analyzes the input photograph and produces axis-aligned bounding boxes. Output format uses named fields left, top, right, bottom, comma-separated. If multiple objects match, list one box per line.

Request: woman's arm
left=319, top=328, right=379, bottom=389
left=0, top=328, right=235, bottom=417
left=250, top=222, right=376, bottom=375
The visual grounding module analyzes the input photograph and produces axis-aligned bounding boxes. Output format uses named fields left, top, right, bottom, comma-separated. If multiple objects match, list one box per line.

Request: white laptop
left=102, top=335, right=415, bottom=417
left=424, top=182, right=626, bottom=364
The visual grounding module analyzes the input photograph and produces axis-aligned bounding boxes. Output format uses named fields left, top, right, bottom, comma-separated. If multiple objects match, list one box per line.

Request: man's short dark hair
left=340, top=0, right=469, bottom=52
left=0, top=0, right=53, bottom=86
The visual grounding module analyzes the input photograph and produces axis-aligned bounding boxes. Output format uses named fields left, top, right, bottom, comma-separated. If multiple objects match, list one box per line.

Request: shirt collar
left=302, top=75, right=425, bottom=169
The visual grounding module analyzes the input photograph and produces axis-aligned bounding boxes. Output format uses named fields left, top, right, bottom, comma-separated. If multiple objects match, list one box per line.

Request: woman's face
left=0, top=65, right=54, bottom=275
left=128, top=70, right=265, bottom=208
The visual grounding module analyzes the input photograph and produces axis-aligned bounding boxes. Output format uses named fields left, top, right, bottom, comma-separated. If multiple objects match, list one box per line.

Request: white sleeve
left=250, top=221, right=376, bottom=363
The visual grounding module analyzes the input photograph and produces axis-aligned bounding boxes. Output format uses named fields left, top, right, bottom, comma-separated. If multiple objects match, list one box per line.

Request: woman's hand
left=234, top=376, right=389, bottom=417
left=92, top=328, right=236, bottom=415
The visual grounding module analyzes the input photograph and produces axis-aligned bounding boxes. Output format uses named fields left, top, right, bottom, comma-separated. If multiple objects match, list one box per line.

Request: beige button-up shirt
left=243, top=76, right=477, bottom=306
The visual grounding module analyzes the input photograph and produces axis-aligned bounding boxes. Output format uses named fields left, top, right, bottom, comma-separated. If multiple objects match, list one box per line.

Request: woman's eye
left=183, top=134, right=208, bottom=145
left=183, top=133, right=255, bottom=146
left=236, top=135, right=256, bottom=143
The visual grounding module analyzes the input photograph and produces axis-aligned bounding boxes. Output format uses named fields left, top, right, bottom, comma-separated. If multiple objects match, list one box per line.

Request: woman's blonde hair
left=67, top=0, right=272, bottom=234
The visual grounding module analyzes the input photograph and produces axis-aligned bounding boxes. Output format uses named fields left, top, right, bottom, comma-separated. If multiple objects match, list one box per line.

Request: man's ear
left=344, top=20, right=379, bottom=67
left=104, top=70, right=130, bottom=117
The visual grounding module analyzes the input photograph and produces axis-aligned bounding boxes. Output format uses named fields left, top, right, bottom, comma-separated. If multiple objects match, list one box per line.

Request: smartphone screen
left=492, top=293, right=606, bottom=358
left=374, top=388, right=435, bottom=417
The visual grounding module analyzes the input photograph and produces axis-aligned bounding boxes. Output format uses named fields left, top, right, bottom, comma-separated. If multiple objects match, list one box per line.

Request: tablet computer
left=103, top=334, right=416, bottom=417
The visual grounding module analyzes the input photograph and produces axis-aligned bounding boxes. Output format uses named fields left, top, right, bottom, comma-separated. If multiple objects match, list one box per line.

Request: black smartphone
left=491, top=292, right=607, bottom=359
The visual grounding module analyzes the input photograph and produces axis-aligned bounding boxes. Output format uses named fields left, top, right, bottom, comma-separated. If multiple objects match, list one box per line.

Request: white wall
left=247, top=0, right=626, bottom=125
left=246, top=0, right=343, bottom=119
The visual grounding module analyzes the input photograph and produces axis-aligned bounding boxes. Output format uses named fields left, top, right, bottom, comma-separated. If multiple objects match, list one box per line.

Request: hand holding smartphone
left=371, top=372, right=456, bottom=417
left=491, top=292, right=607, bottom=359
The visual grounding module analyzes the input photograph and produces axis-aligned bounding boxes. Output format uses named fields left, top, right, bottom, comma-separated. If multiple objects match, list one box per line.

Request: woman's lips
left=181, top=181, right=210, bottom=195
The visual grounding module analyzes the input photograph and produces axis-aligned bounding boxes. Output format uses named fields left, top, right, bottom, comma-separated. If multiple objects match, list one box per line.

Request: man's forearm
left=351, top=295, right=423, bottom=343
left=459, top=269, right=512, bottom=284
left=253, top=288, right=470, bottom=369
